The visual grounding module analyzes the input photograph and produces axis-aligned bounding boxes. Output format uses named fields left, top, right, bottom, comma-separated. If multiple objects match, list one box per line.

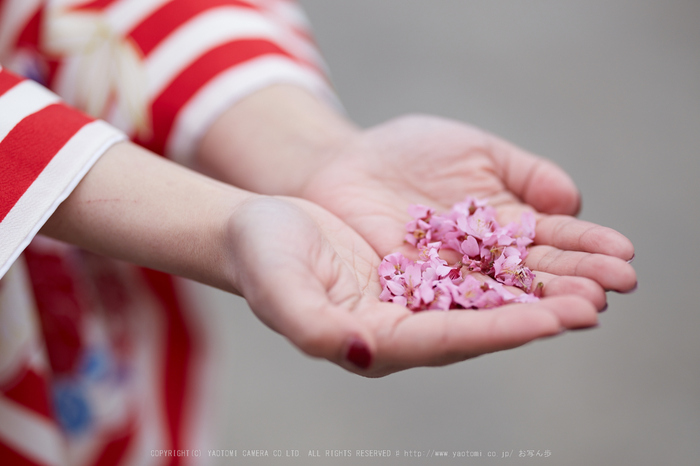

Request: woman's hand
left=199, top=87, right=636, bottom=315
left=42, top=142, right=598, bottom=377
left=299, top=115, right=636, bottom=310
left=226, top=196, right=599, bottom=377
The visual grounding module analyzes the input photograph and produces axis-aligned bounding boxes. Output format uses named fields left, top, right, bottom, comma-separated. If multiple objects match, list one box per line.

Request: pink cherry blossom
left=493, top=253, right=522, bottom=286
left=457, top=209, right=493, bottom=241
left=380, top=197, right=539, bottom=312
left=378, top=252, right=411, bottom=280
left=451, top=275, right=483, bottom=309
left=460, top=235, right=480, bottom=258
left=407, top=204, right=434, bottom=220
left=405, top=204, right=435, bottom=247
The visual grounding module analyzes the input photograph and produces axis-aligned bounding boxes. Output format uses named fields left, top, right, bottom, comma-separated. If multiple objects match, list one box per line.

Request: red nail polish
left=346, top=338, right=372, bottom=369
left=571, top=323, right=600, bottom=332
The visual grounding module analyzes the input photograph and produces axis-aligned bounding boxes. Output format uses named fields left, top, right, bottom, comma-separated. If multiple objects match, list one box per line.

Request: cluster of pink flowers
left=378, top=197, right=542, bottom=311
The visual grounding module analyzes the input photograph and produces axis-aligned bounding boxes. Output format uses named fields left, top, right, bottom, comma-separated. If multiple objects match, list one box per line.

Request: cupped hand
left=225, top=196, right=599, bottom=377
left=300, top=115, right=636, bottom=309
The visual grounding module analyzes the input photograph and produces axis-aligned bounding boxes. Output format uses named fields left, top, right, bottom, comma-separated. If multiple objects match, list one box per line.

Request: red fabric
left=127, top=0, right=257, bottom=57
left=0, top=102, right=93, bottom=222
left=23, top=246, right=86, bottom=376
left=0, top=70, right=23, bottom=96
left=89, top=425, right=135, bottom=466
left=73, top=0, right=120, bottom=11
left=0, top=369, right=53, bottom=420
left=15, top=9, right=42, bottom=50
left=0, top=441, right=43, bottom=466
left=141, top=269, right=193, bottom=466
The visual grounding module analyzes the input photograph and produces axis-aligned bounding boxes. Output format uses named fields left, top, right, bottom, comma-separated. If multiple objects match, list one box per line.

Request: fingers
left=492, top=204, right=636, bottom=292
left=369, top=296, right=597, bottom=373
left=535, top=215, right=635, bottom=260
left=230, top=197, right=380, bottom=371
left=535, top=295, right=599, bottom=330
left=533, top=271, right=607, bottom=311
left=257, top=265, right=601, bottom=378
left=265, top=274, right=600, bottom=377
left=250, top=270, right=377, bottom=370
left=485, top=134, right=581, bottom=215
left=258, top=256, right=381, bottom=371
left=525, top=245, right=637, bottom=292
left=494, top=206, right=635, bottom=263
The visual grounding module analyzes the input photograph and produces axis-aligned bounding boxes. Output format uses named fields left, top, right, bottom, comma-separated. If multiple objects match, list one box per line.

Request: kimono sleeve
left=0, top=67, right=126, bottom=279
left=10, top=0, right=339, bottom=166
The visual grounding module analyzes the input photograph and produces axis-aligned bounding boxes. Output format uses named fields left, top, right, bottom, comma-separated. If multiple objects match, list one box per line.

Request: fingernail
left=627, top=254, right=635, bottom=264
left=622, top=282, right=638, bottom=294
left=346, top=338, right=372, bottom=370
left=599, top=303, right=608, bottom=313
left=572, top=323, right=600, bottom=332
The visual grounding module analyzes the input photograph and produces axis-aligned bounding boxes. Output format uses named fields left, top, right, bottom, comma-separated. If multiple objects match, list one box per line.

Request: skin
left=42, top=84, right=635, bottom=377
left=228, top=196, right=599, bottom=377
left=196, top=84, right=635, bottom=374
left=197, top=86, right=635, bottom=298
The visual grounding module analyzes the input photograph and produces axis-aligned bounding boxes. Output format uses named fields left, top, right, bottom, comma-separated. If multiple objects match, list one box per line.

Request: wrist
left=42, top=141, right=258, bottom=294
left=196, top=84, right=359, bottom=197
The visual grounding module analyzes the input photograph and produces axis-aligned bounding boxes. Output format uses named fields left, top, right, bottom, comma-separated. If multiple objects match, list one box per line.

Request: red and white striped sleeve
left=2, top=0, right=338, bottom=165
left=0, top=67, right=126, bottom=279
left=0, top=0, right=336, bottom=274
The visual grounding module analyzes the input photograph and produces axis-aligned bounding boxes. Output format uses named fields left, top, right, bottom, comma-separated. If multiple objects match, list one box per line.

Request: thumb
left=243, top=264, right=377, bottom=373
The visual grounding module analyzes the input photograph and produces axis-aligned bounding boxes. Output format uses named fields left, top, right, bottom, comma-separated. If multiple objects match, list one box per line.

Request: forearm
left=196, top=84, right=358, bottom=197
left=41, top=141, right=254, bottom=294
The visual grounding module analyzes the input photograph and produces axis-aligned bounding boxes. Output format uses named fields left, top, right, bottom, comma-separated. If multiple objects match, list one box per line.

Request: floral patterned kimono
left=0, top=1, right=333, bottom=464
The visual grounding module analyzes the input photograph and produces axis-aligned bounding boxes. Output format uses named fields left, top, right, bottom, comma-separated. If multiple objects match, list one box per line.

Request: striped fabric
left=0, top=69, right=125, bottom=278
left=1, top=0, right=335, bottom=163
left=0, top=1, right=333, bottom=464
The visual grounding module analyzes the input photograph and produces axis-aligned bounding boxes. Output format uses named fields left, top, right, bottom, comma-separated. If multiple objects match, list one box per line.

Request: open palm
left=301, top=115, right=636, bottom=309
left=227, top=196, right=599, bottom=377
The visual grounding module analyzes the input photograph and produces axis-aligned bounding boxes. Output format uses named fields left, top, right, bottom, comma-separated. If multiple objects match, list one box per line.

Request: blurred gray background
left=187, top=1, right=700, bottom=464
